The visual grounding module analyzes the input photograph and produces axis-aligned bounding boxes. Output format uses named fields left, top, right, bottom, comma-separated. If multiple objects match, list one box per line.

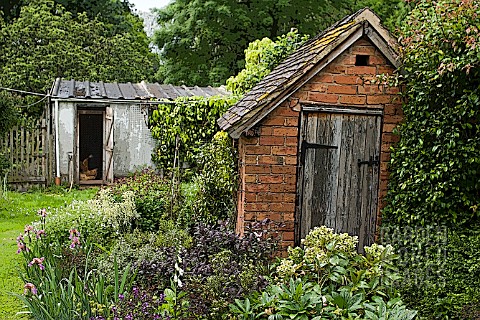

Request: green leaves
left=383, top=0, right=480, bottom=227
left=153, top=0, right=356, bottom=86
left=0, top=0, right=158, bottom=116
left=226, top=30, right=308, bottom=96
left=229, top=228, right=413, bottom=319
left=149, top=95, right=238, bottom=171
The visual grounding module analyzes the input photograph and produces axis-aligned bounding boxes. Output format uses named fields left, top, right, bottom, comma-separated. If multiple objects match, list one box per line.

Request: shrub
left=383, top=0, right=480, bottom=227
left=95, top=223, right=192, bottom=284
left=382, top=223, right=480, bottom=319
left=228, top=226, right=417, bottom=319
left=382, top=1, right=480, bottom=316
left=136, top=221, right=276, bottom=318
left=149, top=95, right=238, bottom=170
left=180, top=131, right=238, bottom=225
left=42, top=188, right=138, bottom=249
left=110, top=168, right=171, bottom=231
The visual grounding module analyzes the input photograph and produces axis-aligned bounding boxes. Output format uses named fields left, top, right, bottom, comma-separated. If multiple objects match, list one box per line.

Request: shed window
left=355, top=55, right=369, bottom=66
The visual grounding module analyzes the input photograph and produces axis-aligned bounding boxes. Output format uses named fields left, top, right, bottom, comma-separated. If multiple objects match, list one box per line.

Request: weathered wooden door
left=104, top=106, right=114, bottom=184
left=297, top=107, right=382, bottom=250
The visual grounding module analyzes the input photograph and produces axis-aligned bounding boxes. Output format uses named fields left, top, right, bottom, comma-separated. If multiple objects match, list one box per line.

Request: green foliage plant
left=149, top=95, right=238, bottom=171
left=42, top=188, right=138, bottom=249
left=383, top=0, right=480, bottom=227
left=180, top=131, right=238, bottom=225
left=226, top=30, right=308, bottom=96
left=228, top=226, right=416, bottom=319
left=109, top=168, right=171, bottom=231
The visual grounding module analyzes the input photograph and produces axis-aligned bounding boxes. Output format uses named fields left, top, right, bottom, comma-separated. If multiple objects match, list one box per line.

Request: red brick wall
left=236, top=38, right=402, bottom=249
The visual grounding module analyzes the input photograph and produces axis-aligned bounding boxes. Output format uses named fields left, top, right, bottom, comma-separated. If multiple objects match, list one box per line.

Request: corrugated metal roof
left=217, top=8, right=399, bottom=136
left=51, top=78, right=229, bottom=100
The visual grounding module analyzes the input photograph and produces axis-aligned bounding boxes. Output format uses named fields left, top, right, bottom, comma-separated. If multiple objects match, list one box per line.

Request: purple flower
left=118, top=294, right=125, bottom=300
left=24, top=283, right=37, bottom=295
left=36, top=230, right=46, bottom=239
left=16, top=242, right=28, bottom=254
left=69, top=228, right=80, bottom=239
left=69, top=236, right=81, bottom=249
left=132, top=287, right=139, bottom=297
left=37, top=208, right=48, bottom=217
left=28, top=257, right=45, bottom=270
left=69, top=229, right=81, bottom=248
left=24, top=225, right=34, bottom=234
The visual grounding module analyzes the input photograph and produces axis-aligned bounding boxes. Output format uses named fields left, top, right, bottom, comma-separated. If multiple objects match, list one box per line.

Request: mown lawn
left=0, top=187, right=97, bottom=319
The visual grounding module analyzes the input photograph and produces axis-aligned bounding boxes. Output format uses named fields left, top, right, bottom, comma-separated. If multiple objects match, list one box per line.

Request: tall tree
left=0, top=0, right=158, bottom=115
left=153, top=0, right=355, bottom=86
left=153, top=0, right=407, bottom=87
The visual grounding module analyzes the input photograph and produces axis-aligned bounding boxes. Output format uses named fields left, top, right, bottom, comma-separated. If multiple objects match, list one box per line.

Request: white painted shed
left=50, top=78, right=228, bottom=185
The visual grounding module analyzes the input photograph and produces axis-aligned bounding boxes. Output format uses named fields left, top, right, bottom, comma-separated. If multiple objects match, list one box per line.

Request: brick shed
left=218, top=8, right=402, bottom=250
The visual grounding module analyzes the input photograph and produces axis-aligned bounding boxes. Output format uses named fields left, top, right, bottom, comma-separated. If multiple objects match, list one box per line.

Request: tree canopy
left=153, top=0, right=355, bottom=86
left=0, top=0, right=158, bottom=116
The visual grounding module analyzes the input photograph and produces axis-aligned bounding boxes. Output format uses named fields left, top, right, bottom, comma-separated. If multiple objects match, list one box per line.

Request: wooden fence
left=0, top=114, right=52, bottom=189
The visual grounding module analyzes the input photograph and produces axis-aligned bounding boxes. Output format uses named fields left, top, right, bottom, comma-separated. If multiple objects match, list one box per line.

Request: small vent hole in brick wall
left=355, top=55, right=369, bottom=66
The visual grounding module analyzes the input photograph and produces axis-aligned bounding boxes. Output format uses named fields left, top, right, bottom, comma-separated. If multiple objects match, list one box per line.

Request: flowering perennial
left=28, top=257, right=45, bottom=270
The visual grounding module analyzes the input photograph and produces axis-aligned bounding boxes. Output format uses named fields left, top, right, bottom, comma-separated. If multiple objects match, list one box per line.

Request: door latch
left=358, top=156, right=379, bottom=166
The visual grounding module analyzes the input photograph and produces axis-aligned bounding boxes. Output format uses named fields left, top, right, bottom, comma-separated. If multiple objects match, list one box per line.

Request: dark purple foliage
left=112, top=287, right=167, bottom=320
left=135, top=220, right=278, bottom=318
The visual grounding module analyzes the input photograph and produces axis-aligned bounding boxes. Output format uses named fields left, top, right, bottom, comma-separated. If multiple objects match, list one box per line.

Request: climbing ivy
left=149, top=95, right=239, bottom=170
left=383, top=0, right=480, bottom=228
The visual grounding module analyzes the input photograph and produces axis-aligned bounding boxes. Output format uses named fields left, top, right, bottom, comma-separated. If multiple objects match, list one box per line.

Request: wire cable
left=0, top=86, right=47, bottom=97
left=18, top=95, right=49, bottom=109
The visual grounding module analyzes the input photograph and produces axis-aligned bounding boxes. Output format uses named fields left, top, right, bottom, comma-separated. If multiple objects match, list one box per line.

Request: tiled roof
left=218, top=8, right=399, bottom=138
left=51, top=78, right=229, bottom=100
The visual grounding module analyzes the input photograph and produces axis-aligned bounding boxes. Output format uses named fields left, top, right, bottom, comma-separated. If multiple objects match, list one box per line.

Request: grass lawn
left=0, top=187, right=98, bottom=319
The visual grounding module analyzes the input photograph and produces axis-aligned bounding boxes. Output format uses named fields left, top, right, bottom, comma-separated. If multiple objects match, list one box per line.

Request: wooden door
left=297, top=108, right=382, bottom=250
left=104, top=106, right=114, bottom=184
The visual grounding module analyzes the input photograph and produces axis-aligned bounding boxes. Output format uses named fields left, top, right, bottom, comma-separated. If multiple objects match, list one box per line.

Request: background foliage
left=153, top=0, right=406, bottom=87
left=382, top=0, right=480, bottom=317
left=0, top=0, right=157, bottom=116
left=149, top=95, right=238, bottom=170
left=226, top=29, right=308, bottom=96
left=383, top=0, right=480, bottom=228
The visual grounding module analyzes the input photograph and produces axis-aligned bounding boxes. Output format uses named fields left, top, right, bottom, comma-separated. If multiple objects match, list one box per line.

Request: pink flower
left=16, top=242, right=28, bottom=254
left=36, top=230, right=46, bottom=239
left=68, top=229, right=80, bottom=239
left=16, top=234, right=24, bottom=242
left=70, top=236, right=81, bottom=249
left=37, top=208, right=48, bottom=217
left=24, top=283, right=37, bottom=295
left=68, top=229, right=81, bottom=248
left=24, top=225, right=34, bottom=234
left=28, top=257, right=45, bottom=270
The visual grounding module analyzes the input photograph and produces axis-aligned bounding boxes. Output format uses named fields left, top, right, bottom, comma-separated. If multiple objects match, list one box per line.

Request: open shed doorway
left=78, top=109, right=104, bottom=184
